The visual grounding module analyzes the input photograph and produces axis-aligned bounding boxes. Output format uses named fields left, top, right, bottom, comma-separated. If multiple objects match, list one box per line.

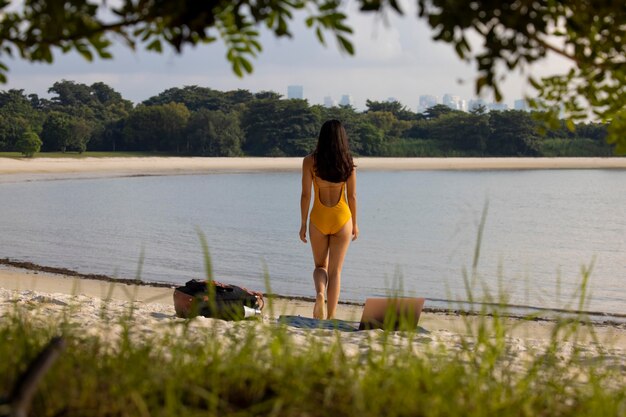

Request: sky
left=2, top=1, right=571, bottom=111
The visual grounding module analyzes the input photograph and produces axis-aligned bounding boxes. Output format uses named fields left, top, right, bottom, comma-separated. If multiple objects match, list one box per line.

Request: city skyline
left=294, top=85, right=528, bottom=113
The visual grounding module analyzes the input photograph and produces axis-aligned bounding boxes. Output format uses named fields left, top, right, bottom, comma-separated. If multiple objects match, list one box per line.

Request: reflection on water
left=0, top=170, right=625, bottom=315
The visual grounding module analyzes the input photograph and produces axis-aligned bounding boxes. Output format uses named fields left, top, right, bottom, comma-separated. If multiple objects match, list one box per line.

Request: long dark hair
left=313, top=120, right=355, bottom=183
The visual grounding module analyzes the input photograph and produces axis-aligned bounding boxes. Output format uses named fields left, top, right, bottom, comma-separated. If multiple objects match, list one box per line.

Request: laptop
left=358, top=297, right=425, bottom=331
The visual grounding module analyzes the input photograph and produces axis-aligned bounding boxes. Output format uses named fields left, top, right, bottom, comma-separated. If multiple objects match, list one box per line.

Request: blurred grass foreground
left=0, top=283, right=624, bottom=417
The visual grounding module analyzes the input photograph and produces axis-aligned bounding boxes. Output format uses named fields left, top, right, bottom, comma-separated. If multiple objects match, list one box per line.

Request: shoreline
left=2, top=258, right=624, bottom=328
left=1, top=157, right=626, bottom=182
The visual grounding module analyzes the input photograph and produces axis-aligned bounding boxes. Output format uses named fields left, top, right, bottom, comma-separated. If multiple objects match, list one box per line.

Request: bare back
left=314, top=176, right=345, bottom=207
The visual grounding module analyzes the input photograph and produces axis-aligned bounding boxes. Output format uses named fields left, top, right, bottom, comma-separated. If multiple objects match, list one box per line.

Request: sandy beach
left=1, top=156, right=626, bottom=182
left=2, top=265, right=625, bottom=354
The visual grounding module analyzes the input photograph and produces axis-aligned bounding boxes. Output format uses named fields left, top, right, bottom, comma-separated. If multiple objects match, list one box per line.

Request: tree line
left=0, top=80, right=615, bottom=158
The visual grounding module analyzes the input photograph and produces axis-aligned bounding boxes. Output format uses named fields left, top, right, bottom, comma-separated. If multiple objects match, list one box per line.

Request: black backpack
left=173, top=279, right=264, bottom=320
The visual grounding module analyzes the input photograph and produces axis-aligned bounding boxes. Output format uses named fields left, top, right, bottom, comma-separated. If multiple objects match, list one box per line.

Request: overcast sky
left=3, top=2, right=570, bottom=111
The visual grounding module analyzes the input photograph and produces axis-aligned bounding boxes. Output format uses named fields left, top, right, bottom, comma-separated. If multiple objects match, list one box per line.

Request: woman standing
left=300, top=120, right=359, bottom=319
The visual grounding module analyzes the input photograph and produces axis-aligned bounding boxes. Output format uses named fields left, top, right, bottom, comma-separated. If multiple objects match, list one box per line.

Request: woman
left=300, top=120, right=359, bottom=319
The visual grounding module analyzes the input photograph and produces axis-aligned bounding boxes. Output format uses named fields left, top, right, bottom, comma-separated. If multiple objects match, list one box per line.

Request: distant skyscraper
left=514, top=99, right=530, bottom=111
left=468, top=98, right=487, bottom=112
left=488, top=102, right=509, bottom=112
left=338, top=94, right=353, bottom=107
left=287, top=85, right=303, bottom=99
left=443, top=94, right=461, bottom=110
left=418, top=95, right=438, bottom=113
left=323, top=96, right=337, bottom=108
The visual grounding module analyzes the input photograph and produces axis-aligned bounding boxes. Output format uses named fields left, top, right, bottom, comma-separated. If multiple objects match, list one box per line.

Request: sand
left=2, top=265, right=625, bottom=348
left=1, top=157, right=626, bottom=183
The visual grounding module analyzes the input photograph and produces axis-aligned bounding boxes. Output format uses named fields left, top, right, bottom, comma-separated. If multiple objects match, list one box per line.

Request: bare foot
left=313, top=292, right=325, bottom=319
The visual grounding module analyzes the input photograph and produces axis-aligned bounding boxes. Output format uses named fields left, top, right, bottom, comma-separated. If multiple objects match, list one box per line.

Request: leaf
left=315, top=27, right=325, bottom=44
left=250, top=39, right=262, bottom=52
left=77, top=48, right=94, bottom=62
left=337, top=35, right=354, bottom=55
left=240, top=57, right=253, bottom=74
left=146, top=39, right=163, bottom=53
left=335, top=22, right=353, bottom=34
left=232, top=58, right=242, bottom=77
left=319, top=2, right=339, bottom=12
left=475, top=76, right=488, bottom=94
left=494, top=87, right=502, bottom=103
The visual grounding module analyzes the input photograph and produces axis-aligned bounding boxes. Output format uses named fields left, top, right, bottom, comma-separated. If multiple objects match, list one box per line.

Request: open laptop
left=358, top=297, right=425, bottom=331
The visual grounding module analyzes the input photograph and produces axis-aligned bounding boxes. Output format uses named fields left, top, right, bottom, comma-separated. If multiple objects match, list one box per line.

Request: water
left=1, top=170, right=625, bottom=316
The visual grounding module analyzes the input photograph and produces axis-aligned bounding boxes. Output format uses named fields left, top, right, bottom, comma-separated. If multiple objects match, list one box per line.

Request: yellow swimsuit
left=310, top=174, right=352, bottom=235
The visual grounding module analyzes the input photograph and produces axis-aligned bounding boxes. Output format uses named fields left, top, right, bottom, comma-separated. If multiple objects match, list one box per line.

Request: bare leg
left=326, top=221, right=353, bottom=319
left=309, top=223, right=329, bottom=319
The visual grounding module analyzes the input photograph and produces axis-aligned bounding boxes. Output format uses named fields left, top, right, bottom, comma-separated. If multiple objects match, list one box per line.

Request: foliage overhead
left=0, top=0, right=355, bottom=80
left=1, top=1, right=625, bottom=149
left=415, top=0, right=626, bottom=152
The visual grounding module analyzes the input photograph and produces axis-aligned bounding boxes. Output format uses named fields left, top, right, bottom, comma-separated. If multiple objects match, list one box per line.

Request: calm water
left=1, top=170, right=625, bottom=315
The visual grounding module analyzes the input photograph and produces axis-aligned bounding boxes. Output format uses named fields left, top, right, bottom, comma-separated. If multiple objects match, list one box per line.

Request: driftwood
left=0, top=337, right=66, bottom=417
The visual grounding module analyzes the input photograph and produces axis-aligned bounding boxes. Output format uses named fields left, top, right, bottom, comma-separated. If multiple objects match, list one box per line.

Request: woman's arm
left=299, top=156, right=313, bottom=243
left=346, top=168, right=359, bottom=241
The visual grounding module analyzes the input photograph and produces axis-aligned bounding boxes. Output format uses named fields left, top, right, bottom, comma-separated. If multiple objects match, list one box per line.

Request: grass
left=0, top=294, right=624, bottom=417
left=0, top=151, right=179, bottom=159
left=0, top=232, right=624, bottom=416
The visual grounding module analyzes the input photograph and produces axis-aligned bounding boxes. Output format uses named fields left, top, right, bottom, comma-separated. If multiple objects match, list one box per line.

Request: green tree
left=0, top=89, right=44, bottom=150
left=0, top=112, right=28, bottom=151
left=44, top=80, right=128, bottom=151
left=40, top=112, right=70, bottom=152
left=241, top=97, right=318, bottom=156
left=364, top=110, right=411, bottom=142
left=487, top=111, right=539, bottom=156
left=575, top=122, right=608, bottom=143
left=254, top=91, right=283, bottom=101
left=88, top=82, right=133, bottom=151
left=355, top=122, right=384, bottom=156
left=429, top=112, right=490, bottom=154
left=68, top=118, right=93, bottom=153
left=365, top=99, right=415, bottom=121
left=144, top=86, right=227, bottom=112
left=16, top=130, right=42, bottom=157
left=40, top=111, right=93, bottom=153
left=123, top=103, right=190, bottom=152
left=422, top=104, right=457, bottom=120
left=186, top=109, right=243, bottom=156
left=365, top=111, right=396, bottom=134
left=48, top=80, right=98, bottom=108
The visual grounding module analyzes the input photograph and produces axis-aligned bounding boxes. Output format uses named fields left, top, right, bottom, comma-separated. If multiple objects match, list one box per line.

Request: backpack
left=173, top=279, right=264, bottom=320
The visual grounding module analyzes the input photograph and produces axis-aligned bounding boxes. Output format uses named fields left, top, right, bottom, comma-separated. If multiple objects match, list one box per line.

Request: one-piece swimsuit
left=310, top=174, right=351, bottom=235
